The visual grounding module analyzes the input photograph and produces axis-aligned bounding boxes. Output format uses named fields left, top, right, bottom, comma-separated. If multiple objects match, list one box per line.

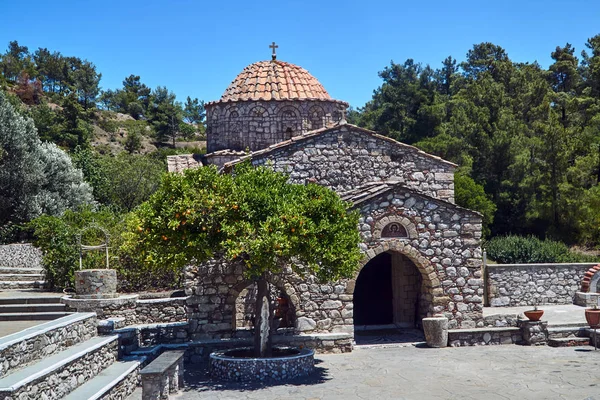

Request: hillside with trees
left=0, top=40, right=206, bottom=244
left=350, top=35, right=600, bottom=248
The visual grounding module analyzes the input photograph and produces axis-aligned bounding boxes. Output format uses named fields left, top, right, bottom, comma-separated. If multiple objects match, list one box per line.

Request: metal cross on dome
left=269, top=41, right=278, bottom=60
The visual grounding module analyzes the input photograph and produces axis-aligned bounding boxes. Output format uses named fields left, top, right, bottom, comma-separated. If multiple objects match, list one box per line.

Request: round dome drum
left=205, top=60, right=348, bottom=154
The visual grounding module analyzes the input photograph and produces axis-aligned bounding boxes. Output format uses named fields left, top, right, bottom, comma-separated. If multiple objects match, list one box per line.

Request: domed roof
left=219, top=60, right=332, bottom=102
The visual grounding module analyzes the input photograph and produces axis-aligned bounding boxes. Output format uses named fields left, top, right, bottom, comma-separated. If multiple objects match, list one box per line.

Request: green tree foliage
left=73, top=60, right=101, bottom=110
left=125, top=163, right=362, bottom=355
left=354, top=36, right=600, bottom=246
left=0, top=41, right=34, bottom=82
left=454, top=171, right=496, bottom=237
left=28, top=207, right=178, bottom=291
left=148, top=86, right=185, bottom=146
left=0, top=91, right=94, bottom=228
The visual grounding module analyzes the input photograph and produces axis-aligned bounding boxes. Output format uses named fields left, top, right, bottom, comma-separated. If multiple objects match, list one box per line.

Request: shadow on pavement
left=182, top=359, right=330, bottom=393
left=354, top=328, right=425, bottom=346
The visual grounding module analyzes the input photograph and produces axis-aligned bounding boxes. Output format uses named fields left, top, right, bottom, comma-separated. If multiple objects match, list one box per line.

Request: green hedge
left=485, top=235, right=596, bottom=264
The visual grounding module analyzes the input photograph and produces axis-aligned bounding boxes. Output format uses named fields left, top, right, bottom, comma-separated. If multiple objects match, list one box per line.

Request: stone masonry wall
left=0, top=314, right=97, bottom=378
left=487, top=263, right=598, bottom=306
left=358, top=187, right=483, bottom=329
left=185, top=186, right=483, bottom=338
left=0, top=243, right=42, bottom=268
left=206, top=99, right=346, bottom=152
left=246, top=124, right=456, bottom=202
left=64, top=297, right=187, bottom=327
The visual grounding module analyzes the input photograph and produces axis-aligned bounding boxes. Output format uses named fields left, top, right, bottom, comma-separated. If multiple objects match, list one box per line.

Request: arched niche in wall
left=278, top=106, right=301, bottom=139
left=308, top=105, right=325, bottom=130
left=381, top=222, right=408, bottom=238
left=373, top=216, right=418, bottom=240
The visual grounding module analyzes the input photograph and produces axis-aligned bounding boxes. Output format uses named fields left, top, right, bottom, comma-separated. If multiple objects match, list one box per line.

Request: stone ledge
left=448, top=327, right=520, bottom=334
left=0, top=312, right=96, bottom=350
left=136, top=297, right=188, bottom=305
left=488, top=262, right=598, bottom=268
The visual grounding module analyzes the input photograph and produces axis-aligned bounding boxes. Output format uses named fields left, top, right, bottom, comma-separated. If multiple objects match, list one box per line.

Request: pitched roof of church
left=222, top=123, right=457, bottom=171
left=212, top=60, right=336, bottom=104
left=340, top=181, right=482, bottom=216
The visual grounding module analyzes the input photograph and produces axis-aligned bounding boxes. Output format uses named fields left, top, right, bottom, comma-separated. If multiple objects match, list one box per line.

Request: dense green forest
left=349, top=36, right=600, bottom=247
left=2, top=36, right=600, bottom=251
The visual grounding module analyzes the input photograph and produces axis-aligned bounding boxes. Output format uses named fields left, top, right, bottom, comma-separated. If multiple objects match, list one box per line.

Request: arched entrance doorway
left=354, top=251, right=423, bottom=329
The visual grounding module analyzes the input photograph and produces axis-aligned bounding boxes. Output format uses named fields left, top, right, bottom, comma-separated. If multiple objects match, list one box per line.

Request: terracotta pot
left=585, top=308, right=600, bottom=328
left=524, top=309, right=544, bottom=321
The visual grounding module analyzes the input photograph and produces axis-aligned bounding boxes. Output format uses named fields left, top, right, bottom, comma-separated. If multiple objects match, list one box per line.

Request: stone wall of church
left=205, top=99, right=346, bottom=153
left=357, top=188, right=484, bottom=330
left=247, top=124, right=456, bottom=203
left=184, top=187, right=483, bottom=339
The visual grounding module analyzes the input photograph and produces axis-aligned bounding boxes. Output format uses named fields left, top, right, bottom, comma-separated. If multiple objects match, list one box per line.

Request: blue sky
left=1, top=0, right=599, bottom=109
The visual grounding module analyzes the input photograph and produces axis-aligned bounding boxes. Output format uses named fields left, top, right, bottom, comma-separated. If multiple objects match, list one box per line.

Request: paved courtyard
left=128, top=344, right=600, bottom=400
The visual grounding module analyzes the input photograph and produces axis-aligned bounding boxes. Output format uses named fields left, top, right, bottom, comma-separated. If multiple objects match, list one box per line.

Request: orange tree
left=124, top=162, right=362, bottom=356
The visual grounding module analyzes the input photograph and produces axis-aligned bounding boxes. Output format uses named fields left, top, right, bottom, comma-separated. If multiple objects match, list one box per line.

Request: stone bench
left=140, top=350, right=185, bottom=400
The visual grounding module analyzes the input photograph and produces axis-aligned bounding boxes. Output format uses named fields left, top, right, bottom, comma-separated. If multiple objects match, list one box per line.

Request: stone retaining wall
left=64, top=296, right=187, bottom=327
left=0, top=243, right=42, bottom=269
left=448, top=327, right=522, bottom=347
left=0, top=313, right=97, bottom=378
left=487, top=263, right=598, bottom=307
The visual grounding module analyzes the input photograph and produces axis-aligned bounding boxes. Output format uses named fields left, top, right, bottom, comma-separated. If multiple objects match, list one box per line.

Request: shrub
left=28, top=207, right=181, bottom=291
left=485, top=235, right=596, bottom=264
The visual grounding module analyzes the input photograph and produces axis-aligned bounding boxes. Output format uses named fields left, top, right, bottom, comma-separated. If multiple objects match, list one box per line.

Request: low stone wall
left=0, top=243, right=42, bottom=268
left=448, top=327, right=522, bottom=347
left=100, top=364, right=140, bottom=400
left=0, top=313, right=97, bottom=378
left=116, top=322, right=190, bottom=351
left=63, top=296, right=187, bottom=327
left=487, top=263, right=598, bottom=307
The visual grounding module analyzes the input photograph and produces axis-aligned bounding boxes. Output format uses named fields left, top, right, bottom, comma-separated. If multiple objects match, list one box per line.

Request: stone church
left=168, top=47, right=484, bottom=342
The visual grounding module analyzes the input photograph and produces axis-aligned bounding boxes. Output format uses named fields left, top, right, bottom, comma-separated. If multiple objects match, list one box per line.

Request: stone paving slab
left=126, top=345, right=600, bottom=400
left=0, top=320, right=45, bottom=338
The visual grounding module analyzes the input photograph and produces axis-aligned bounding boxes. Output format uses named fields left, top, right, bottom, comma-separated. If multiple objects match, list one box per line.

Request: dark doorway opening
left=353, top=252, right=393, bottom=325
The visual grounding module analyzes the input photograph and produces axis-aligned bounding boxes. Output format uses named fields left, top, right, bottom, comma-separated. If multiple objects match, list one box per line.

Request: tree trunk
left=253, top=277, right=272, bottom=358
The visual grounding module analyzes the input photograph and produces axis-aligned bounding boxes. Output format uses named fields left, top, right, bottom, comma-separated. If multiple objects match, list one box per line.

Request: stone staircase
left=547, top=323, right=593, bottom=347
left=0, top=244, right=46, bottom=290
left=0, top=266, right=45, bottom=290
left=0, top=312, right=143, bottom=399
left=0, top=295, right=69, bottom=321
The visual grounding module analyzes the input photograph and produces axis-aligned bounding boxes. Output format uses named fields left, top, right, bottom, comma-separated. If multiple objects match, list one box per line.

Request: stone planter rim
left=210, top=346, right=314, bottom=362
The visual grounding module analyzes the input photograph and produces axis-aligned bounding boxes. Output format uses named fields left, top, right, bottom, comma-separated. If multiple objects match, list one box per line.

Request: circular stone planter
left=209, top=346, right=314, bottom=382
left=75, top=269, right=118, bottom=299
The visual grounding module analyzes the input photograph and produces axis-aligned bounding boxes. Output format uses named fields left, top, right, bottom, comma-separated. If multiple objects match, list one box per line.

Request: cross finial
left=269, top=41, right=278, bottom=61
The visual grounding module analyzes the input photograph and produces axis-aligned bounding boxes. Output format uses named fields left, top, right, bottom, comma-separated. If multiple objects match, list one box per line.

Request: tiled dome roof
left=220, top=60, right=331, bottom=102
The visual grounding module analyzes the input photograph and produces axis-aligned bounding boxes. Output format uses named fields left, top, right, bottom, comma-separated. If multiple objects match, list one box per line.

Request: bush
left=485, top=235, right=596, bottom=264
left=28, top=207, right=181, bottom=291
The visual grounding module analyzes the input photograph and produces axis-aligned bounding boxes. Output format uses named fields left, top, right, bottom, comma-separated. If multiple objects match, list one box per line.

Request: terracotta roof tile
left=220, top=60, right=331, bottom=102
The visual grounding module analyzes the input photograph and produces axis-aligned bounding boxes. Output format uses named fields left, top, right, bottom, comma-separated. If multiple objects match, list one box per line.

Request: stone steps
left=62, top=358, right=142, bottom=400
left=547, top=326, right=589, bottom=339
left=0, top=303, right=67, bottom=314
left=0, top=311, right=71, bottom=321
left=548, top=337, right=590, bottom=347
left=0, top=267, right=44, bottom=275
left=0, top=296, right=62, bottom=305
left=0, top=335, right=118, bottom=400
left=0, top=280, right=45, bottom=290
left=0, top=273, right=44, bottom=282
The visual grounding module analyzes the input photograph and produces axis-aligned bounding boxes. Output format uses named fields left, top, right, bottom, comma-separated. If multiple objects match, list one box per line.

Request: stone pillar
left=519, top=320, right=548, bottom=345
left=422, top=317, right=448, bottom=348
